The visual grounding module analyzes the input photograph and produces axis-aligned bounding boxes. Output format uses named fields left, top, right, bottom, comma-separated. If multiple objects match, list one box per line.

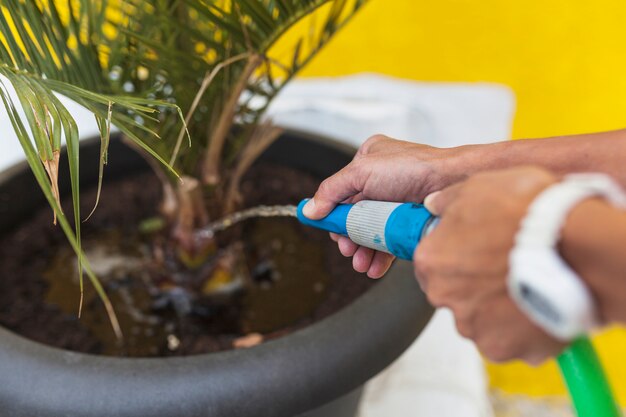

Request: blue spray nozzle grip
left=297, top=198, right=437, bottom=261
left=296, top=199, right=350, bottom=235
left=384, top=203, right=434, bottom=260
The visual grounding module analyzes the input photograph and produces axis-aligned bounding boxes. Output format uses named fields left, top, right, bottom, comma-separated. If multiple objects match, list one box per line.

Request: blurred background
left=271, top=0, right=626, bottom=414
left=280, top=0, right=626, bottom=139
left=2, top=0, right=626, bottom=415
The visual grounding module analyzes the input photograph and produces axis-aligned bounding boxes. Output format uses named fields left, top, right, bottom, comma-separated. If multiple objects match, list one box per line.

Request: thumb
left=303, top=163, right=363, bottom=219
left=423, top=182, right=463, bottom=215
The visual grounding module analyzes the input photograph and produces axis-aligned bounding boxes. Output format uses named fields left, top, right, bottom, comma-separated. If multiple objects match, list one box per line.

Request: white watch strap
left=516, top=173, right=626, bottom=248
left=509, top=173, right=626, bottom=340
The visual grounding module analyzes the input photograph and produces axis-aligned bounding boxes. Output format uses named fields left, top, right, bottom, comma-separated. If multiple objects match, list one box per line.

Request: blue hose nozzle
left=296, top=199, right=435, bottom=260
left=296, top=199, right=350, bottom=236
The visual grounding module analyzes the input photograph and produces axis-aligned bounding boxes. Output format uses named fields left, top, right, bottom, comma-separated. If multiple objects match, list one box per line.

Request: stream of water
left=195, top=205, right=298, bottom=238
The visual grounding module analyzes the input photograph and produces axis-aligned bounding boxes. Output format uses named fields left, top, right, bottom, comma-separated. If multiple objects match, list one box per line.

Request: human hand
left=416, top=166, right=565, bottom=364
left=302, top=135, right=471, bottom=278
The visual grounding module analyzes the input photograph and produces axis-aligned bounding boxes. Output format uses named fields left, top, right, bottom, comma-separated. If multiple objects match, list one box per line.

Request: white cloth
left=360, top=310, right=496, bottom=417
left=0, top=73, right=516, bottom=417
left=267, top=73, right=514, bottom=149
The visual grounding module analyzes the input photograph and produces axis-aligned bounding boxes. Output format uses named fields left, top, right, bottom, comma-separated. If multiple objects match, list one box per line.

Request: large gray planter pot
left=0, top=131, right=434, bottom=417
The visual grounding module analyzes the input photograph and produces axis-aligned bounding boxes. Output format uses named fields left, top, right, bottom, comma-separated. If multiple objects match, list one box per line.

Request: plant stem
left=172, top=176, right=210, bottom=251
left=201, top=53, right=263, bottom=185
left=169, top=52, right=251, bottom=166
left=223, top=123, right=283, bottom=214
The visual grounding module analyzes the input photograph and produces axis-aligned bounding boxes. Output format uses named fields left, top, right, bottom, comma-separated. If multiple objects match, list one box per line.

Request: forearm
left=453, top=129, right=626, bottom=187
left=559, top=198, right=626, bottom=324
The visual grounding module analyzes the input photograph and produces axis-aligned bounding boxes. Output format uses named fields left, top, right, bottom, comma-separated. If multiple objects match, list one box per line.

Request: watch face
left=517, top=281, right=562, bottom=327
left=508, top=247, right=597, bottom=340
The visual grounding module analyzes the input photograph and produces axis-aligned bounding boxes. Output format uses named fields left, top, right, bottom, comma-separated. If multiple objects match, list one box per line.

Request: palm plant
left=0, top=0, right=368, bottom=338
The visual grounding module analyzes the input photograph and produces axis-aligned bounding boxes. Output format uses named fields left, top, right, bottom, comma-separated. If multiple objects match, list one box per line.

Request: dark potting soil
left=0, top=164, right=376, bottom=357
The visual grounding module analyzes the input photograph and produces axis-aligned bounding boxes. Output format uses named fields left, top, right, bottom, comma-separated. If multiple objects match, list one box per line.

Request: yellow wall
left=296, top=0, right=626, bottom=139
left=288, top=0, right=626, bottom=403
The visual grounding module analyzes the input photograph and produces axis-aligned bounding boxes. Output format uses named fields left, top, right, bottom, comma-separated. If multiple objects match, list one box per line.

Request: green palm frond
left=0, top=0, right=183, bottom=336
left=0, top=0, right=368, bottom=337
left=116, top=0, right=368, bottom=179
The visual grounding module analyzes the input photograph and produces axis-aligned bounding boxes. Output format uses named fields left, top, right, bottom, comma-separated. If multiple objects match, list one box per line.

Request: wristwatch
left=508, top=173, right=626, bottom=340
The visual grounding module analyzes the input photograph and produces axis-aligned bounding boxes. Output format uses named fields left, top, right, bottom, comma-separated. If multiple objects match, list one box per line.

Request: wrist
left=444, top=140, right=531, bottom=180
left=449, top=137, right=583, bottom=177
left=412, top=139, right=529, bottom=188
left=559, top=198, right=626, bottom=323
left=430, top=142, right=501, bottom=183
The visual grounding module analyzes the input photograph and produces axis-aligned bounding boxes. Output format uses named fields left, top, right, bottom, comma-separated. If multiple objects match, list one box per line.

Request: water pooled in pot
left=42, top=207, right=331, bottom=357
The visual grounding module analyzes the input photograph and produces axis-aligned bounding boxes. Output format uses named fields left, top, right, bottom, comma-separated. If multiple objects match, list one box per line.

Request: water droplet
left=123, top=81, right=135, bottom=93
left=167, top=334, right=180, bottom=351
left=109, top=65, right=122, bottom=81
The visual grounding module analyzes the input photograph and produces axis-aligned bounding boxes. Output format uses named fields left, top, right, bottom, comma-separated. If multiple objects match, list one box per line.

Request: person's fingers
left=512, top=324, right=565, bottom=365
left=353, top=246, right=375, bottom=273
left=422, top=191, right=441, bottom=212
left=354, top=134, right=390, bottom=159
left=522, top=341, right=564, bottom=366
left=344, top=192, right=365, bottom=204
left=302, top=163, right=366, bottom=219
left=470, top=298, right=565, bottom=364
left=329, top=232, right=340, bottom=242
left=337, top=236, right=358, bottom=257
left=367, top=251, right=394, bottom=279
left=423, top=182, right=464, bottom=215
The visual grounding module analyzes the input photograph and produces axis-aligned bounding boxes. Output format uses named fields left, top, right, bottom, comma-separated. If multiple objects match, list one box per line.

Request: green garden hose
left=558, top=336, right=621, bottom=417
